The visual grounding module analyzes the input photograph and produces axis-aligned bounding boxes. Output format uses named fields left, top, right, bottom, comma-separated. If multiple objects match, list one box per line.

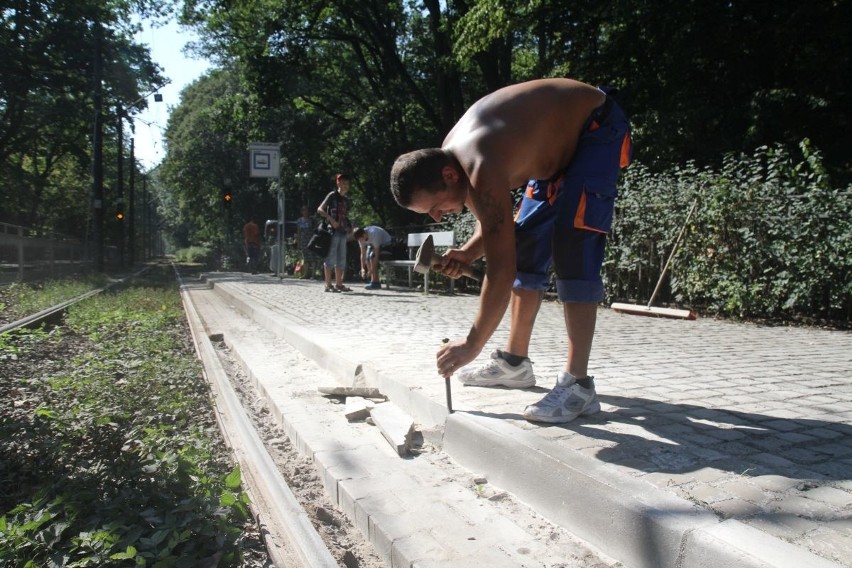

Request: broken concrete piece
left=317, top=386, right=385, bottom=399
left=344, top=396, right=375, bottom=421
left=369, top=402, right=414, bottom=456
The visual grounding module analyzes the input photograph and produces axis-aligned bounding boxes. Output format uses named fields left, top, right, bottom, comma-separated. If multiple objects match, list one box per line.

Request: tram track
left=4, top=263, right=617, bottom=567
left=2, top=264, right=379, bottom=566
left=0, top=269, right=149, bottom=335
left=0, top=287, right=104, bottom=334
left=177, top=265, right=342, bottom=568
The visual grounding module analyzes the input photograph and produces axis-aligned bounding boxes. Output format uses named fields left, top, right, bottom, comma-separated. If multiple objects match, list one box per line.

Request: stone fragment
left=344, top=396, right=375, bottom=421
left=317, top=385, right=385, bottom=398
left=369, top=402, right=414, bottom=456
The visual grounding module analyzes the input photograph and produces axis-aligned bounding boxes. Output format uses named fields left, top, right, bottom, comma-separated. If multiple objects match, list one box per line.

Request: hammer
left=414, top=234, right=483, bottom=281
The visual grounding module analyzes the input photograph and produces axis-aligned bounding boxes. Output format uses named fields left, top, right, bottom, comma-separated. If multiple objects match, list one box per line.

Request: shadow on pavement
left=562, top=394, right=852, bottom=481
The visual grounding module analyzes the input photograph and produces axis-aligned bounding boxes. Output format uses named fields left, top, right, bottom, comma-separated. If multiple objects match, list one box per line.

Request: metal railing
left=0, top=222, right=97, bottom=283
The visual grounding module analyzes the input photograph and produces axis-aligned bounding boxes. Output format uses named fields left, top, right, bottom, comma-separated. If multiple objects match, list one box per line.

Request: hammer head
left=413, top=234, right=436, bottom=274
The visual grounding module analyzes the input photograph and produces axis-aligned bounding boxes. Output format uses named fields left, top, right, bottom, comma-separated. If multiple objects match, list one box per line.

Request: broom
left=611, top=200, right=698, bottom=320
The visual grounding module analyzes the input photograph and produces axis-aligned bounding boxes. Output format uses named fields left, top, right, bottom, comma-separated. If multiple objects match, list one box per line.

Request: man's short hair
left=390, top=148, right=452, bottom=207
left=353, top=227, right=366, bottom=239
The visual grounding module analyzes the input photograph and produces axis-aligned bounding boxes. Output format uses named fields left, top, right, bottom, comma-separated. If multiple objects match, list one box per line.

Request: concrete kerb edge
left=681, top=520, right=843, bottom=568
left=178, top=282, right=339, bottom=568
left=207, top=278, right=373, bottom=385
left=204, top=276, right=450, bottom=429
left=443, top=411, right=843, bottom=568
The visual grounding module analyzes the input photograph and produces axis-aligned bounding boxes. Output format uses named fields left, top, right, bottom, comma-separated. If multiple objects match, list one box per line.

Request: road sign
left=248, top=142, right=280, bottom=178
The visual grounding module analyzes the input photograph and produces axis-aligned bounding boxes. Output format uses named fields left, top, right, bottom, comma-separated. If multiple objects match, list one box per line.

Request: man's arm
left=460, top=221, right=486, bottom=259
left=360, top=241, right=368, bottom=267
left=437, top=182, right=515, bottom=377
left=317, top=194, right=337, bottom=229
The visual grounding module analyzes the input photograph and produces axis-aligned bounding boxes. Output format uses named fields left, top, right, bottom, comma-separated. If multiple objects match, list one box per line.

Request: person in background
left=354, top=225, right=392, bottom=290
left=295, top=205, right=318, bottom=279
left=317, top=173, right=353, bottom=292
left=242, top=216, right=262, bottom=274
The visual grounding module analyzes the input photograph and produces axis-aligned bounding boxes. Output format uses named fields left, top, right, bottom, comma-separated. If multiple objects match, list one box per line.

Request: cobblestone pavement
left=207, top=273, right=852, bottom=566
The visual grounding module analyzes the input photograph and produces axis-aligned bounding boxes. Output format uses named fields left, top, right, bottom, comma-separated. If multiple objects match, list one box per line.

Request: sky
left=132, top=19, right=212, bottom=171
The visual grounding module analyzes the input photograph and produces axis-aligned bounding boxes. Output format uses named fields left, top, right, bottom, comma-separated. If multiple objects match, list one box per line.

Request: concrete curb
left=205, top=275, right=843, bottom=568
left=178, top=277, right=338, bottom=568
left=443, top=412, right=841, bottom=568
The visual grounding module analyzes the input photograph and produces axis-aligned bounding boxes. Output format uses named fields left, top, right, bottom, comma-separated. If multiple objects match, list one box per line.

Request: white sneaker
left=523, top=374, right=600, bottom=423
left=456, top=350, right=536, bottom=388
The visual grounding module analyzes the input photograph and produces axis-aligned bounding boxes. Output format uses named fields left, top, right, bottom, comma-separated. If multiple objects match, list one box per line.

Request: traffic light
left=223, top=191, right=232, bottom=208
left=116, top=199, right=124, bottom=220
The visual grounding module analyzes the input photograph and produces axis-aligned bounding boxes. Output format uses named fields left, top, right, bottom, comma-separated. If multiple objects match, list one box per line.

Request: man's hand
left=436, top=337, right=481, bottom=378
left=434, top=249, right=477, bottom=279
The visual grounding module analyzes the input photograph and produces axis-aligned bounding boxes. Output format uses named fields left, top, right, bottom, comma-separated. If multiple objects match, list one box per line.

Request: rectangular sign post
left=248, top=143, right=280, bottom=178
left=248, top=143, right=283, bottom=277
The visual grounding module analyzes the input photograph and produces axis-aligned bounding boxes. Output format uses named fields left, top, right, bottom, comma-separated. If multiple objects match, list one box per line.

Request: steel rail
left=174, top=264, right=338, bottom=568
left=0, top=268, right=151, bottom=335
left=0, top=288, right=104, bottom=335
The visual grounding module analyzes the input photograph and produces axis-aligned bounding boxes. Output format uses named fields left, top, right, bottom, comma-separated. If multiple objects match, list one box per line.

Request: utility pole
left=116, top=104, right=125, bottom=268
left=91, top=22, right=104, bottom=272
left=118, top=81, right=168, bottom=267
left=141, top=175, right=147, bottom=262
left=129, top=137, right=135, bottom=266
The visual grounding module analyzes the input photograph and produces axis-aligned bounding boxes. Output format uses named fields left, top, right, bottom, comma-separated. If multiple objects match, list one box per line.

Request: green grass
left=0, top=266, right=253, bottom=567
left=1, top=275, right=110, bottom=322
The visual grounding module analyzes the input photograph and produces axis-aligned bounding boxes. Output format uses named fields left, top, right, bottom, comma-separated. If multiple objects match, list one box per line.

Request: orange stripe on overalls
left=515, top=181, right=537, bottom=221
left=573, top=188, right=609, bottom=234
left=548, top=176, right=561, bottom=206
left=620, top=132, right=632, bottom=169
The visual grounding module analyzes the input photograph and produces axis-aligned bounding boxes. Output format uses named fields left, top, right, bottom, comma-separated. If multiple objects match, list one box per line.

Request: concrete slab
left=344, top=396, right=375, bottom=421
left=369, top=401, right=414, bottom=456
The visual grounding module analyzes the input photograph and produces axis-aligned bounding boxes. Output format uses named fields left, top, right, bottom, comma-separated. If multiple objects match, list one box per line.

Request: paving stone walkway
left=205, top=273, right=851, bottom=566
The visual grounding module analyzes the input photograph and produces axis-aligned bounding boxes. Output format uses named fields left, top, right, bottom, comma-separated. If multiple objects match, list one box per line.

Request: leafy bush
left=606, top=140, right=851, bottom=324
left=436, top=140, right=850, bottom=325
left=173, top=245, right=214, bottom=265
left=0, top=268, right=252, bottom=566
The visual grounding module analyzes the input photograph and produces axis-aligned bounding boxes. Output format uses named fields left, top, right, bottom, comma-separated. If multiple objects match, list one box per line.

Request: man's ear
left=440, top=165, right=459, bottom=183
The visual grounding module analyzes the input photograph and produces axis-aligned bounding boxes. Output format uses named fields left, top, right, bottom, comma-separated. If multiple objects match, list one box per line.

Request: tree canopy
left=2, top=0, right=850, bottom=252
left=156, top=0, right=851, bottom=241
left=0, top=0, right=164, bottom=238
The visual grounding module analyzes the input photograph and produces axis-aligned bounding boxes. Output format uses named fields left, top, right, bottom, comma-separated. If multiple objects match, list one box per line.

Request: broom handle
left=647, top=200, right=698, bottom=308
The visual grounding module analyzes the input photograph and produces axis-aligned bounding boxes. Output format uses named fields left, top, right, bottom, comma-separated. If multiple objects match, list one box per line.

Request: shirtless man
left=389, top=78, right=631, bottom=423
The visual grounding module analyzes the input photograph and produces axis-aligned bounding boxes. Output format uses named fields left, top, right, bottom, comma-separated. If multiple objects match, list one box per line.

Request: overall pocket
left=573, top=178, right=618, bottom=234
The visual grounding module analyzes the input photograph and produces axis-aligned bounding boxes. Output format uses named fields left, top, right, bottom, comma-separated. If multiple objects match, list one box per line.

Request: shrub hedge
left=441, top=139, right=850, bottom=326
left=608, top=140, right=851, bottom=324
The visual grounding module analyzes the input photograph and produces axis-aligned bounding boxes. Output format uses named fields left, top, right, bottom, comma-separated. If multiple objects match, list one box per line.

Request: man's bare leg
left=370, top=253, right=380, bottom=282
left=522, top=300, right=600, bottom=423
left=505, top=288, right=543, bottom=357
left=563, top=301, right=597, bottom=378
left=456, top=286, right=539, bottom=388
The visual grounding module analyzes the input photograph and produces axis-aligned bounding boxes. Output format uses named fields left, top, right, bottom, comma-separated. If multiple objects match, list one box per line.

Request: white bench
left=381, top=231, right=455, bottom=293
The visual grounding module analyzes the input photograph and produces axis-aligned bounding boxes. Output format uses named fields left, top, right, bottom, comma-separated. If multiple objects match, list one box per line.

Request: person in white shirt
left=354, top=225, right=392, bottom=290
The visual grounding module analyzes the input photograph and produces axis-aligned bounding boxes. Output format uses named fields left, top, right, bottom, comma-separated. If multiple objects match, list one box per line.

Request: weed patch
left=0, top=265, right=261, bottom=567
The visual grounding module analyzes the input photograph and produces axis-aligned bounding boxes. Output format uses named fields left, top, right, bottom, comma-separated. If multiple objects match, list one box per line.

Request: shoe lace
left=471, top=358, right=502, bottom=376
left=536, top=386, right=570, bottom=408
